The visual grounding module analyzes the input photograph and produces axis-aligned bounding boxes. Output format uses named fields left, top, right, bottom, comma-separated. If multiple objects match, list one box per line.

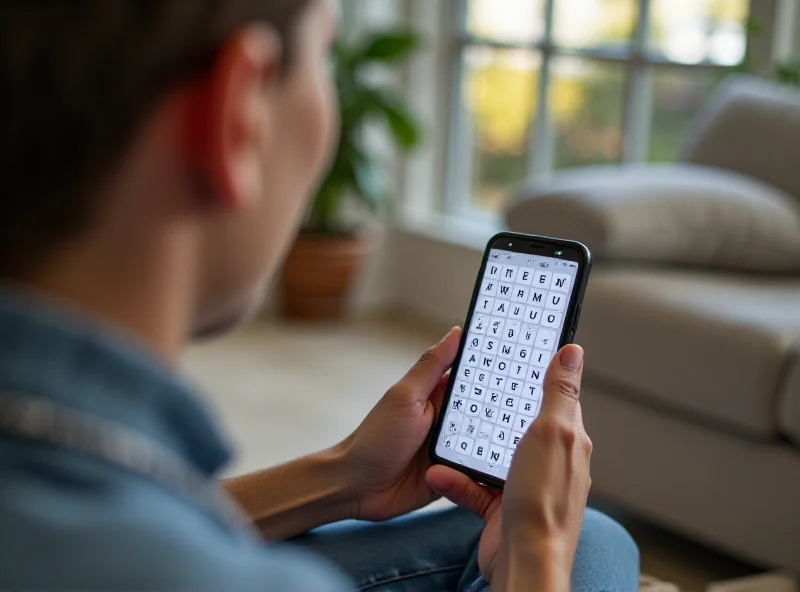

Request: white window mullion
left=528, top=0, right=555, bottom=175
left=444, top=1, right=474, bottom=216
left=622, top=65, right=653, bottom=163
left=542, top=0, right=555, bottom=48
left=445, top=58, right=475, bottom=217
left=771, top=0, right=798, bottom=62
left=529, top=54, right=554, bottom=174
left=621, top=0, right=653, bottom=163
left=747, top=0, right=779, bottom=76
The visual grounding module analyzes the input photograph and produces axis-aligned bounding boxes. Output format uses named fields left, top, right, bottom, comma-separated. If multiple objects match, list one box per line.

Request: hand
left=339, top=327, right=462, bottom=522
left=426, top=345, right=591, bottom=588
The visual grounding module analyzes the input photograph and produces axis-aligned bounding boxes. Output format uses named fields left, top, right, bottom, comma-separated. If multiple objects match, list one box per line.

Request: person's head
left=0, top=0, right=338, bottom=346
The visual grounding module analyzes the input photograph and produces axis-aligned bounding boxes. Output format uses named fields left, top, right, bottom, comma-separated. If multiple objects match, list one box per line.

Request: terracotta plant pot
left=279, top=232, right=373, bottom=320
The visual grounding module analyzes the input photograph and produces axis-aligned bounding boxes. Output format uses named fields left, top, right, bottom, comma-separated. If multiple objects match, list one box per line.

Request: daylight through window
left=446, top=0, right=750, bottom=216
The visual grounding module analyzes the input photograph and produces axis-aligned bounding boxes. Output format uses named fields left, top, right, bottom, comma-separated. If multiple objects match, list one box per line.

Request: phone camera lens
left=508, top=242, right=513, bottom=246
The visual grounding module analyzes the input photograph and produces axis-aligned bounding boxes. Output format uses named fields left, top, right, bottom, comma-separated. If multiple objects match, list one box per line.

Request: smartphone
left=430, top=232, right=592, bottom=488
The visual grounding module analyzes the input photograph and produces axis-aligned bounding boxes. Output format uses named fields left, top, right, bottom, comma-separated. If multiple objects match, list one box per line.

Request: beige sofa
left=506, top=77, right=800, bottom=571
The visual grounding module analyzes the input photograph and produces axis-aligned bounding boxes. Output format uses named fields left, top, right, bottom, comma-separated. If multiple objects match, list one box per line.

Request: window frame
left=443, top=0, right=760, bottom=222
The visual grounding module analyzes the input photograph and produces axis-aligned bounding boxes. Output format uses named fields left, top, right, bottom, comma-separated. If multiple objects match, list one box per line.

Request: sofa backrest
left=681, top=75, right=800, bottom=203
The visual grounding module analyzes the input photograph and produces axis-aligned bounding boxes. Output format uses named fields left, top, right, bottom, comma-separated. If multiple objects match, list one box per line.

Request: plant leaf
left=360, top=30, right=420, bottom=63
left=350, top=149, right=384, bottom=211
left=776, top=60, right=800, bottom=86
left=304, top=28, right=421, bottom=232
left=744, top=17, right=765, bottom=37
left=367, top=90, right=420, bottom=150
left=307, top=135, right=351, bottom=232
left=308, top=178, right=341, bottom=232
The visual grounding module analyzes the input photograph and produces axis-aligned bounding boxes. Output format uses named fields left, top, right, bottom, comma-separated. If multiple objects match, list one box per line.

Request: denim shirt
left=0, top=291, right=351, bottom=591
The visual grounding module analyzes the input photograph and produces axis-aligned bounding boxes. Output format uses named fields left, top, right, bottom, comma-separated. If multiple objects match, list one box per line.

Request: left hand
left=338, top=326, right=461, bottom=522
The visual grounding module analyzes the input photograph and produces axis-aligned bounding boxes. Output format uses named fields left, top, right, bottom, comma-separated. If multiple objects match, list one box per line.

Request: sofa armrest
left=505, top=164, right=800, bottom=273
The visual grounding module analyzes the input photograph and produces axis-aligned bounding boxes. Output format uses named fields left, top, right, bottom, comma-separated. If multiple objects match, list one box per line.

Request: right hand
left=425, top=344, right=592, bottom=587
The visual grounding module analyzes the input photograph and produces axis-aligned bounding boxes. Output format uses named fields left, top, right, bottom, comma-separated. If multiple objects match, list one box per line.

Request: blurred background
left=184, top=2, right=800, bottom=590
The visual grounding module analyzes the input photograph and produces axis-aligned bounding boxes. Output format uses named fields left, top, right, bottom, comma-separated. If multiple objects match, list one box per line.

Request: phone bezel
left=428, top=231, right=592, bottom=490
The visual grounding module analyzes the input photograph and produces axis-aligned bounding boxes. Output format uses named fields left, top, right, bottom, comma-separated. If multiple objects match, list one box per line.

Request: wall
left=391, top=227, right=482, bottom=330
left=772, top=0, right=800, bottom=62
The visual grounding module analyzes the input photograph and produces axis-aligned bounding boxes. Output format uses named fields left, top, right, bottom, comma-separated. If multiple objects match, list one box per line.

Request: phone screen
left=434, top=243, right=584, bottom=483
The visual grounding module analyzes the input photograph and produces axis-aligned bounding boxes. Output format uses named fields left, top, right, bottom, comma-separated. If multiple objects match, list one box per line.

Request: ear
left=182, top=24, right=282, bottom=210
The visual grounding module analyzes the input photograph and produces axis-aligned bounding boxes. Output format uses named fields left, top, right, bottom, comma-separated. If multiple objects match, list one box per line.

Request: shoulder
left=0, top=451, right=351, bottom=592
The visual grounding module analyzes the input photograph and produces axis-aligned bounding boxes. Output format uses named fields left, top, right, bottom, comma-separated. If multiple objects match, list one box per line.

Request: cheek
left=295, top=64, right=338, bottom=185
left=319, top=73, right=339, bottom=172
left=192, top=63, right=338, bottom=336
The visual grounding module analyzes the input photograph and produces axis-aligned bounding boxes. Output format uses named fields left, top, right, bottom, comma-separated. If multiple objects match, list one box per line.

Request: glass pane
left=649, top=69, right=717, bottom=162
left=649, top=0, right=748, bottom=65
left=467, top=0, right=545, bottom=43
left=463, top=47, right=540, bottom=212
left=550, top=57, right=625, bottom=169
left=553, top=0, right=637, bottom=49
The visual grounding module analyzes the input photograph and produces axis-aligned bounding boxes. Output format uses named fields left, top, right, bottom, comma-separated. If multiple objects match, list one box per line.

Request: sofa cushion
left=505, top=164, right=800, bottom=273
left=577, top=267, right=800, bottom=439
left=682, top=76, right=800, bottom=205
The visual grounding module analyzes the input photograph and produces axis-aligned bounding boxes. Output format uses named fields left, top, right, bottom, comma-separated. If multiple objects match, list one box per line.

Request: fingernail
left=560, top=345, right=583, bottom=370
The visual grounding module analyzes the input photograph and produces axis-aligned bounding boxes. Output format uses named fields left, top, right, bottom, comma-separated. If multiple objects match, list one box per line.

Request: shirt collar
left=0, top=288, right=233, bottom=477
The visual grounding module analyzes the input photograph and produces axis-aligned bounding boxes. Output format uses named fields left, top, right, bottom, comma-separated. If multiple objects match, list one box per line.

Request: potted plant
left=280, top=28, right=421, bottom=320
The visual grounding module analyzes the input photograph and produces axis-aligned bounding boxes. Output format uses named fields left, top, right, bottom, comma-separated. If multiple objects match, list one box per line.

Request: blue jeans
left=293, top=506, right=639, bottom=592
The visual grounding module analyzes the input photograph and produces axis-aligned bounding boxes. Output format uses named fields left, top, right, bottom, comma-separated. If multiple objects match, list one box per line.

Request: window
left=445, top=0, right=750, bottom=219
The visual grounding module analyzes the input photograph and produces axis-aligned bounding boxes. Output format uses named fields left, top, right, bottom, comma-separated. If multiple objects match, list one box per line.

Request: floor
left=182, top=317, right=763, bottom=592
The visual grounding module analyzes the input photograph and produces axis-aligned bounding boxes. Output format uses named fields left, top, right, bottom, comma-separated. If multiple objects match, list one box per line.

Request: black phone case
left=428, top=231, right=592, bottom=489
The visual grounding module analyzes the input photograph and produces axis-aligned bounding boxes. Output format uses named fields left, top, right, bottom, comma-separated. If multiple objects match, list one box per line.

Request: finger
left=425, top=465, right=498, bottom=519
left=421, top=372, right=452, bottom=429
left=539, top=344, right=584, bottom=419
left=428, top=373, right=450, bottom=416
left=398, top=327, right=462, bottom=404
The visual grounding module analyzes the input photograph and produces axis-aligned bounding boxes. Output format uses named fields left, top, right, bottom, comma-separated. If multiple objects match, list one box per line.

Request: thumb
left=397, top=327, right=462, bottom=404
left=539, top=344, right=584, bottom=420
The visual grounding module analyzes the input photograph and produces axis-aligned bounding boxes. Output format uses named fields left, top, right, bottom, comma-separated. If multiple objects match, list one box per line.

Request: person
left=0, top=0, right=639, bottom=590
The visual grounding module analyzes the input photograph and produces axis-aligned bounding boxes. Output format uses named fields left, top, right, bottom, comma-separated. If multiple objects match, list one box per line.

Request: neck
left=7, top=100, right=209, bottom=364
left=11, top=227, right=198, bottom=365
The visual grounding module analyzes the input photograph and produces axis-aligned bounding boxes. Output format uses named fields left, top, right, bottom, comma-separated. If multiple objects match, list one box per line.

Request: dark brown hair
left=0, top=0, right=311, bottom=276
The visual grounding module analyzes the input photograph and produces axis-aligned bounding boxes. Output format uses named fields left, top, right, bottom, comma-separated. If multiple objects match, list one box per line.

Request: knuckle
left=389, top=382, right=414, bottom=402
left=582, top=434, right=594, bottom=457
left=562, top=425, right=577, bottom=447
left=535, top=416, right=576, bottom=444
left=417, top=347, right=441, bottom=369
left=552, top=376, right=581, bottom=401
left=534, top=417, right=560, bottom=442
